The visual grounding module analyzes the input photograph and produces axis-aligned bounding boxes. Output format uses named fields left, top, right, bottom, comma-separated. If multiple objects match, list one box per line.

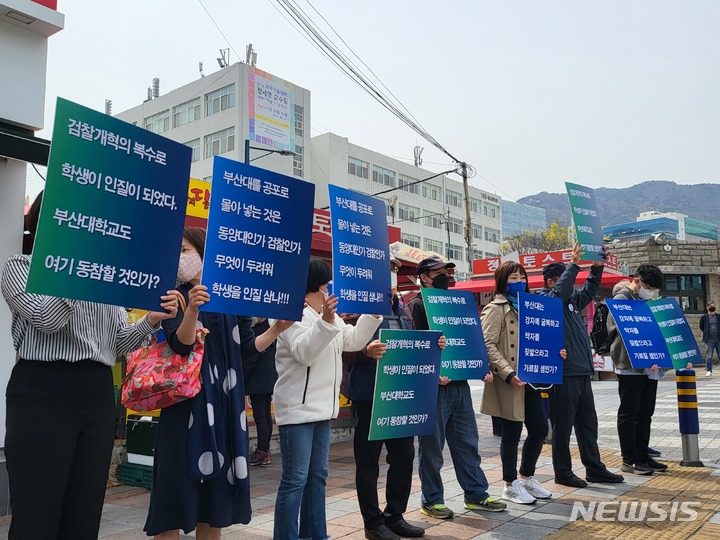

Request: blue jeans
left=706, top=339, right=720, bottom=372
left=418, top=382, right=489, bottom=505
left=274, top=421, right=330, bottom=540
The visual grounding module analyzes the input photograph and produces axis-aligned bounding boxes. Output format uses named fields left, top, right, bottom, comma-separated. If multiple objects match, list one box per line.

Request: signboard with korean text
left=186, top=178, right=211, bottom=219
left=648, top=298, right=702, bottom=370
left=329, top=184, right=392, bottom=316
left=517, top=292, right=564, bottom=383
left=565, top=182, right=605, bottom=262
left=422, top=288, right=490, bottom=380
left=369, top=329, right=442, bottom=441
left=26, top=98, right=191, bottom=311
left=201, top=156, right=314, bottom=320
left=606, top=300, right=674, bottom=369
left=472, top=249, right=619, bottom=275
left=248, top=67, right=295, bottom=152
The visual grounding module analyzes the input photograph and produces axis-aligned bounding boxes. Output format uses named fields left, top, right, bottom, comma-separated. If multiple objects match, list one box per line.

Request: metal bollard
left=675, top=369, right=704, bottom=467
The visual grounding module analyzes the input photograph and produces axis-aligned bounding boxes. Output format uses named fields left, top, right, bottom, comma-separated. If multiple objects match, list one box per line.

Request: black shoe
left=387, top=518, right=425, bottom=538
left=645, top=457, right=668, bottom=472
left=365, top=524, right=401, bottom=540
left=620, top=462, right=653, bottom=476
left=647, top=447, right=661, bottom=457
left=587, top=470, right=625, bottom=483
left=555, top=474, right=587, bottom=488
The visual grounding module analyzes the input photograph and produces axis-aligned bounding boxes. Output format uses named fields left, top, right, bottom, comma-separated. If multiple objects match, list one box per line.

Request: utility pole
left=461, top=162, right=473, bottom=272
left=446, top=208, right=451, bottom=260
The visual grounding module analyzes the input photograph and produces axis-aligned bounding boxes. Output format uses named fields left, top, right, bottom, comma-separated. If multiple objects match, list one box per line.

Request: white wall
left=0, top=159, right=28, bottom=444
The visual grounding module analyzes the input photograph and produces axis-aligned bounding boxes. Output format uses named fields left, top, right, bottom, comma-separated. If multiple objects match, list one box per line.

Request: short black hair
left=635, top=264, right=663, bottom=289
left=306, top=256, right=332, bottom=294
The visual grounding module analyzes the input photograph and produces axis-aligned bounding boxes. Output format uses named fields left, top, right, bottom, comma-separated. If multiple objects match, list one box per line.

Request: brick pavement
left=1, top=374, right=717, bottom=539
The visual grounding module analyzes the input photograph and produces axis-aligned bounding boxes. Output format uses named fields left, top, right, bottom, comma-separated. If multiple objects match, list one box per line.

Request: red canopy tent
left=451, top=271, right=628, bottom=293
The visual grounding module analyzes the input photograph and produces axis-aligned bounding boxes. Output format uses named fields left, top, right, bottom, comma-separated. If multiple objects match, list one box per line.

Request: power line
left=196, top=0, right=244, bottom=63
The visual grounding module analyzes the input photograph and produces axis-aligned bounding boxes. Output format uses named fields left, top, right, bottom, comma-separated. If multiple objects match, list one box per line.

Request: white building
left=309, top=133, right=502, bottom=274
left=115, top=63, right=311, bottom=182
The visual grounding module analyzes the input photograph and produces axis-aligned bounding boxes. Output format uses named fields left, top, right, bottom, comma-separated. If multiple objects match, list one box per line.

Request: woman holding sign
left=273, top=256, right=382, bottom=540
left=1, top=191, right=180, bottom=540
left=145, top=227, right=292, bottom=540
left=481, top=261, right=563, bottom=505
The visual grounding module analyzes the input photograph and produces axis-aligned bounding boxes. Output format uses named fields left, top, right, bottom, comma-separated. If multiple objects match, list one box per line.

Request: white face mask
left=177, top=251, right=203, bottom=283
left=638, top=286, right=656, bottom=301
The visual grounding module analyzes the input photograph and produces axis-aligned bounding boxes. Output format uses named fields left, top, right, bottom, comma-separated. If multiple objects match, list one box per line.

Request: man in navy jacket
left=536, top=243, right=624, bottom=488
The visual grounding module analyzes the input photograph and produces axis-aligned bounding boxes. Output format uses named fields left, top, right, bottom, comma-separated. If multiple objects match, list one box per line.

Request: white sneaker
left=502, top=478, right=536, bottom=504
left=521, top=476, right=552, bottom=499
left=706, top=371, right=712, bottom=377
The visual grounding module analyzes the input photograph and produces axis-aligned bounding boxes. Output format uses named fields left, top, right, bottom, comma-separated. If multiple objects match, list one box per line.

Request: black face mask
left=709, top=307, right=716, bottom=313
left=431, top=274, right=450, bottom=290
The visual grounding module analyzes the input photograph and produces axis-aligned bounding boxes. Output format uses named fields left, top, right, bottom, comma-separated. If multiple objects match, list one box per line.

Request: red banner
left=31, top=0, right=58, bottom=9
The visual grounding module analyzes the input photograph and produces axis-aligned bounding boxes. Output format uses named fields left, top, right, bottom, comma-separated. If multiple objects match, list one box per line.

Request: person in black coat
left=244, top=318, right=279, bottom=466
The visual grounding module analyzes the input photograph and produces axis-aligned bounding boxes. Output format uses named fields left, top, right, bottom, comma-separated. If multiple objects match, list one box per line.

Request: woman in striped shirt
left=1, top=193, right=179, bottom=540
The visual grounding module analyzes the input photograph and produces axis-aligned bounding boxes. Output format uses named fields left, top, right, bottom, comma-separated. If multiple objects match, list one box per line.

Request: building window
left=424, top=238, right=443, bottom=254
left=144, top=110, right=170, bottom=134
left=204, top=127, right=235, bottom=159
left=448, top=217, right=463, bottom=234
left=469, top=197, right=482, bottom=214
left=484, top=203, right=499, bottom=218
left=402, top=233, right=421, bottom=248
left=205, top=83, right=236, bottom=116
left=446, top=189, right=462, bottom=207
left=348, top=157, right=369, bottom=179
left=398, top=174, right=420, bottom=194
left=663, top=274, right=706, bottom=313
left=294, top=104, right=304, bottom=137
left=472, top=225, right=483, bottom=239
left=484, top=227, right=500, bottom=243
left=398, top=203, right=420, bottom=222
left=184, top=138, right=201, bottom=163
left=173, top=97, right=201, bottom=128
left=293, top=145, right=303, bottom=177
left=424, top=210, right=442, bottom=229
left=372, top=165, right=396, bottom=187
left=423, top=183, right=442, bottom=201
left=448, top=243, right=463, bottom=260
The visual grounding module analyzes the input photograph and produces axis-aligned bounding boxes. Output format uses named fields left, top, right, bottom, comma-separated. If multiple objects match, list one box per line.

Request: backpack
left=591, top=303, right=611, bottom=355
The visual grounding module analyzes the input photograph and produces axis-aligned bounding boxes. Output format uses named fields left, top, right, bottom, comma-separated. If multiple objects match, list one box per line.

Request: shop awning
left=451, top=271, right=628, bottom=293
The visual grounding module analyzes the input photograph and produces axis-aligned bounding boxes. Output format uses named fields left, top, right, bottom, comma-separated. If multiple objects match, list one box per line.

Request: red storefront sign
left=472, top=249, right=619, bottom=275
left=31, top=0, right=58, bottom=9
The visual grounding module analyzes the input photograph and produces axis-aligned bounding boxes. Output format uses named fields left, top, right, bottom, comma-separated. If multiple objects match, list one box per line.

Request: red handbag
left=122, top=295, right=208, bottom=412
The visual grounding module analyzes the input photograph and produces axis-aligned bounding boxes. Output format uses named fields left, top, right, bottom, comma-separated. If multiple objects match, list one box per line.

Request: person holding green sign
left=409, top=256, right=506, bottom=519
left=481, top=261, right=563, bottom=505
left=1, top=191, right=180, bottom=540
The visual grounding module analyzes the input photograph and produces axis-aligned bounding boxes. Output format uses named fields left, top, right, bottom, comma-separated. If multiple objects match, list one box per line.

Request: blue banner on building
left=328, top=184, right=391, bottom=315
left=201, top=156, right=314, bottom=320
left=518, top=292, right=565, bottom=384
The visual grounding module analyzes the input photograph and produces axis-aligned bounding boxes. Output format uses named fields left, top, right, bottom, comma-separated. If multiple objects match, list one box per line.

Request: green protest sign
left=565, top=182, right=605, bottom=262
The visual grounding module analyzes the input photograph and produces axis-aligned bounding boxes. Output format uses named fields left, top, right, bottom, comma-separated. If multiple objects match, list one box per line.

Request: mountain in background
left=518, top=181, right=719, bottom=228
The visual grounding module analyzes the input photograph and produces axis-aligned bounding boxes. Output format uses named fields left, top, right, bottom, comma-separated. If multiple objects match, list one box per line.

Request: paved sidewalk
left=1, top=374, right=717, bottom=539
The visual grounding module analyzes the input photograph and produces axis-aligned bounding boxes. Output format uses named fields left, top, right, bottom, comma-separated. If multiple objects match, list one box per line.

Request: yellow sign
left=187, top=178, right=211, bottom=219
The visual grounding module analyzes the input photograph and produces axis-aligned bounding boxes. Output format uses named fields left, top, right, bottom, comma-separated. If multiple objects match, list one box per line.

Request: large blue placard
left=518, top=292, right=565, bottom=383
left=328, top=184, right=391, bottom=315
left=201, top=156, right=315, bottom=320
left=422, top=288, right=490, bottom=380
left=648, top=298, right=703, bottom=369
left=606, top=299, right=673, bottom=369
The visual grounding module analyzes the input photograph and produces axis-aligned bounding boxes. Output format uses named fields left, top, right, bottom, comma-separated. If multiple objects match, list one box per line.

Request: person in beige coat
left=481, top=261, right=565, bottom=505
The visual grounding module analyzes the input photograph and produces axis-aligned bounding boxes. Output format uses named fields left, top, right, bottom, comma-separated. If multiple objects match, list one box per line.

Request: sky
left=27, top=0, right=720, bottom=203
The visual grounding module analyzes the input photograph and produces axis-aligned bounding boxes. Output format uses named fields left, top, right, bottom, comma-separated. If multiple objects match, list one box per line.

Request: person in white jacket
left=273, top=257, right=382, bottom=540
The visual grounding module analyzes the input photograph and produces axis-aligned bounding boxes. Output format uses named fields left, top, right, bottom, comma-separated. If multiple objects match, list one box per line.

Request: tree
left=498, top=222, right=571, bottom=255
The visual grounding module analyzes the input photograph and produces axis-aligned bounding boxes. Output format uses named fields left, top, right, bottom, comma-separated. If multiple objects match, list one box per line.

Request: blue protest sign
left=422, top=288, right=490, bottom=380
left=518, top=292, right=564, bottom=384
left=369, top=329, right=442, bottom=441
left=201, top=156, right=314, bottom=320
left=606, top=299, right=673, bottom=368
left=328, top=184, right=391, bottom=315
left=27, top=98, right=191, bottom=311
left=565, top=182, right=605, bottom=262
